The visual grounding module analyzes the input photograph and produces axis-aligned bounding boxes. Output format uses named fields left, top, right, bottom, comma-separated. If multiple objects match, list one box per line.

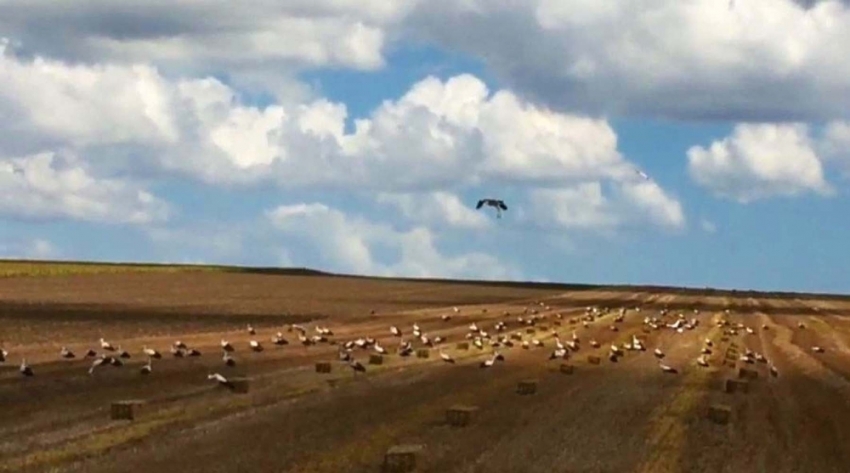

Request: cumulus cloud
left=819, top=121, right=850, bottom=173
left=376, top=192, right=491, bottom=230
left=524, top=180, right=685, bottom=232
left=0, top=46, right=683, bottom=234
left=0, top=0, right=411, bottom=101
left=0, top=152, right=170, bottom=224
left=265, top=203, right=519, bottom=279
left=687, top=123, right=833, bottom=202
left=0, top=238, right=58, bottom=260
left=402, top=0, right=850, bottom=121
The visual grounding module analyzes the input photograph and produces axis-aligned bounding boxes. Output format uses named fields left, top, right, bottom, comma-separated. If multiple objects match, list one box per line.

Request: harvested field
left=2, top=263, right=850, bottom=473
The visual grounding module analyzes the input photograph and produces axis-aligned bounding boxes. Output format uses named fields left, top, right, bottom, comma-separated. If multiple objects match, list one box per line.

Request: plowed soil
left=2, top=271, right=850, bottom=473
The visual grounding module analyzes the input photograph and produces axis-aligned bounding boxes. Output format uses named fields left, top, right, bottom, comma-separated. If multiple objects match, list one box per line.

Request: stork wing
left=498, top=201, right=508, bottom=210
left=476, top=199, right=485, bottom=209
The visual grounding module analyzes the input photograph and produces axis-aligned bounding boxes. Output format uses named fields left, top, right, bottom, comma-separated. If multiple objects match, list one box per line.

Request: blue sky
left=2, top=0, right=850, bottom=293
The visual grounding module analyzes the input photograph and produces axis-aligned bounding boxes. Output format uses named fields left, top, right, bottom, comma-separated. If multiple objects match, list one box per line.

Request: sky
left=2, top=0, right=850, bottom=293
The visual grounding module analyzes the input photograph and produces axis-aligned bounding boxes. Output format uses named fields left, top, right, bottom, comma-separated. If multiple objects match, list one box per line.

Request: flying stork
left=475, top=198, right=508, bottom=218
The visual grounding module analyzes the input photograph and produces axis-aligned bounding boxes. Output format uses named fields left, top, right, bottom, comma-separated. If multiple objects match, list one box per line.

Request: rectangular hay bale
left=738, top=367, right=758, bottom=380
left=456, top=342, right=469, bottom=350
left=587, top=355, right=601, bottom=365
left=725, top=378, right=749, bottom=394
left=559, top=364, right=574, bottom=374
left=315, top=362, right=332, bottom=373
left=383, top=444, right=424, bottom=473
left=416, top=349, right=430, bottom=359
left=110, top=400, right=145, bottom=420
left=369, top=354, right=384, bottom=365
left=708, top=404, right=732, bottom=425
left=517, top=379, right=538, bottom=395
left=526, top=327, right=536, bottom=334
left=446, top=405, right=479, bottom=427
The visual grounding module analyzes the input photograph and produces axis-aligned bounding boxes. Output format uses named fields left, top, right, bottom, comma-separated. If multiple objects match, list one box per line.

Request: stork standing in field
left=140, top=358, right=153, bottom=375
left=20, top=359, right=33, bottom=376
left=143, top=346, right=162, bottom=359
left=60, top=347, right=75, bottom=359
left=222, top=351, right=236, bottom=367
left=0, top=348, right=7, bottom=363
left=659, top=362, right=678, bottom=374
left=221, top=339, right=234, bottom=352
left=349, top=359, right=366, bottom=378
left=208, top=372, right=230, bottom=387
left=100, top=338, right=115, bottom=352
left=439, top=350, right=455, bottom=364
left=249, top=340, right=263, bottom=352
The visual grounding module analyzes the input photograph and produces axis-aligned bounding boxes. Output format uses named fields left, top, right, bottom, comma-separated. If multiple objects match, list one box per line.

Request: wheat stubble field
left=2, top=261, right=850, bottom=473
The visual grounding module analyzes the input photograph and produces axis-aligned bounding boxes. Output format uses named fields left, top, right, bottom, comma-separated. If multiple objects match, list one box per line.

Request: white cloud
left=687, top=123, right=833, bottom=202
left=0, top=1, right=411, bottom=101
left=524, top=180, right=685, bottom=231
left=376, top=192, right=491, bottom=230
left=402, top=0, right=850, bottom=121
left=265, top=203, right=519, bottom=280
left=0, top=152, right=170, bottom=224
left=0, top=47, right=683, bottom=234
left=819, top=121, right=850, bottom=174
left=0, top=237, right=58, bottom=260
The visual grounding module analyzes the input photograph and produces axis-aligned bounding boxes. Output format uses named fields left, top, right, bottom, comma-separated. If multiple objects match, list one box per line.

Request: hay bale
left=510, top=333, right=523, bottom=341
left=369, top=354, right=384, bottom=365
left=559, top=364, right=574, bottom=375
left=416, top=349, right=430, bottom=359
left=456, top=342, right=469, bottom=350
left=228, top=377, right=250, bottom=393
left=553, top=320, right=562, bottom=327
left=517, top=379, right=538, bottom=395
left=446, top=405, right=479, bottom=427
left=738, top=367, right=758, bottom=380
left=315, top=362, right=332, bottom=373
left=724, top=378, right=749, bottom=394
left=721, top=336, right=729, bottom=342
left=526, top=327, right=536, bottom=334
left=708, top=404, right=732, bottom=425
left=538, top=325, right=549, bottom=332
left=587, top=355, right=601, bottom=365
left=110, top=400, right=145, bottom=421
left=383, top=444, right=424, bottom=473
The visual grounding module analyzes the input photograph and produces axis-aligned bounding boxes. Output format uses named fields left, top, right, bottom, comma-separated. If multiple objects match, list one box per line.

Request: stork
left=0, top=348, right=7, bottom=363
left=439, top=350, right=455, bottom=364
left=60, top=347, right=75, bottom=359
left=349, top=359, right=366, bottom=377
left=20, top=359, right=33, bottom=376
left=390, top=326, right=402, bottom=337
left=140, top=358, right=153, bottom=375
left=659, top=362, right=678, bottom=374
left=221, top=339, right=234, bottom=352
left=272, top=332, right=289, bottom=345
left=143, top=346, right=162, bottom=359
left=222, top=351, right=236, bottom=367
left=100, top=338, right=115, bottom=352
left=208, top=372, right=230, bottom=387
left=247, top=324, right=256, bottom=335
left=249, top=340, right=263, bottom=352
left=475, top=198, right=508, bottom=218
